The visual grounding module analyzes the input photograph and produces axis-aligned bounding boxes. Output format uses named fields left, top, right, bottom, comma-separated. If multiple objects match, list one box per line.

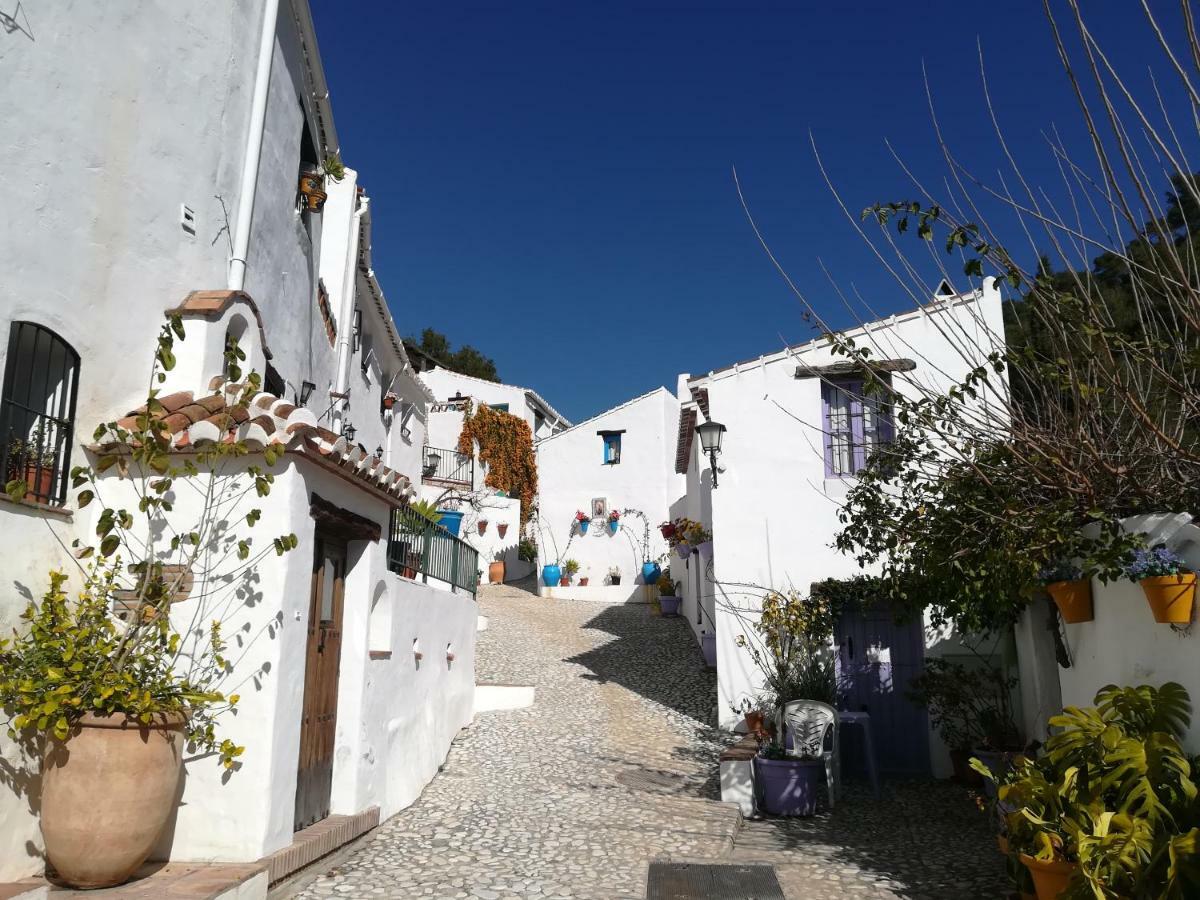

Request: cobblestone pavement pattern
left=291, top=583, right=1008, bottom=899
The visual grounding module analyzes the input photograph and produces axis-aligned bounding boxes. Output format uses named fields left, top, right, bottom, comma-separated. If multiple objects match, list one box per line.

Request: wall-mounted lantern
left=297, top=380, right=316, bottom=407
left=696, top=419, right=727, bottom=488
left=341, top=422, right=357, bottom=443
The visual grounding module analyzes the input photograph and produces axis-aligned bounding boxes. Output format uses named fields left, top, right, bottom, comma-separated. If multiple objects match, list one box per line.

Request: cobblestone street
left=289, top=584, right=1007, bottom=900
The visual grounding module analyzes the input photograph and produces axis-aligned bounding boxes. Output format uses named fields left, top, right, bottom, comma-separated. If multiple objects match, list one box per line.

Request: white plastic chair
left=779, top=700, right=840, bottom=808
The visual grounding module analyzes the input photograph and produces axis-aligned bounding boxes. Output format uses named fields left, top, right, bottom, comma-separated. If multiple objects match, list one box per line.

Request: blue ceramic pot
left=642, top=562, right=661, bottom=583
left=542, top=564, right=562, bottom=587
left=608, top=521, right=619, bottom=535
left=579, top=519, right=589, bottom=534
left=437, top=510, right=464, bottom=536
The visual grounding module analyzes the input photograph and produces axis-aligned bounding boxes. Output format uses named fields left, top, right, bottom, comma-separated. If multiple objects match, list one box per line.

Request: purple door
left=835, top=605, right=930, bottom=776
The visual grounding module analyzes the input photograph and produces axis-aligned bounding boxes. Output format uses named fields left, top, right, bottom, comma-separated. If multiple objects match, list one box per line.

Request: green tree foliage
left=408, top=328, right=500, bottom=382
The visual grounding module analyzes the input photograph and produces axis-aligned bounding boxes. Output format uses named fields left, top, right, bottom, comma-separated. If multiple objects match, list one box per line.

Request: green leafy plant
left=0, top=321, right=297, bottom=769
left=907, top=657, right=1021, bottom=753
left=407, top=498, right=442, bottom=524
left=563, top=558, right=580, bottom=577
left=322, top=155, right=346, bottom=182
left=517, top=538, right=537, bottom=563
left=656, top=574, right=678, bottom=595
left=974, top=683, right=1200, bottom=898
left=733, top=589, right=836, bottom=711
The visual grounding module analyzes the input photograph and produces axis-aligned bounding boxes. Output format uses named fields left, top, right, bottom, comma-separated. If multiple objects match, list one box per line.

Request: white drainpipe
left=227, top=0, right=282, bottom=291
left=332, top=196, right=368, bottom=431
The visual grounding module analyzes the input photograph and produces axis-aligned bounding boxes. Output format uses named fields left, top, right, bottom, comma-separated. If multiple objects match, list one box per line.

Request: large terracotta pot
left=24, top=463, right=54, bottom=503
left=41, top=712, right=186, bottom=889
left=488, top=561, right=505, bottom=583
left=1139, top=573, right=1196, bottom=624
left=1046, top=579, right=1093, bottom=623
left=1019, top=854, right=1076, bottom=900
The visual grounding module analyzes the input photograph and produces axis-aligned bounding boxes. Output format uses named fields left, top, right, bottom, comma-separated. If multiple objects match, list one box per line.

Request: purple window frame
left=821, top=377, right=893, bottom=477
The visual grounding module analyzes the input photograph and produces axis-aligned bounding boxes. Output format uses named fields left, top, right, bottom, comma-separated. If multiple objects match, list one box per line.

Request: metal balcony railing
left=1, top=402, right=72, bottom=506
left=421, top=445, right=473, bottom=487
left=387, top=505, right=479, bottom=596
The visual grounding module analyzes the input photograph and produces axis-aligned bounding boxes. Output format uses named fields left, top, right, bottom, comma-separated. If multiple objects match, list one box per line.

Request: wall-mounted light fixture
left=375, top=445, right=384, bottom=458
left=352, top=308, right=363, bottom=353
left=341, top=421, right=357, bottom=443
left=696, top=419, right=727, bottom=488
left=297, top=380, right=316, bottom=407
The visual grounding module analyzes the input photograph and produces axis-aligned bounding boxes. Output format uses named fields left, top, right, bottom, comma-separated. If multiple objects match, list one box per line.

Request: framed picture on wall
left=591, top=497, right=607, bottom=520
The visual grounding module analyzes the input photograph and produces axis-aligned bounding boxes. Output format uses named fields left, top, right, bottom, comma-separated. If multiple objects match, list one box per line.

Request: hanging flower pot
left=579, top=519, right=589, bottom=535
left=497, top=523, right=508, bottom=539
left=642, top=561, right=661, bottom=583
left=1140, top=574, right=1196, bottom=624
left=382, top=393, right=398, bottom=410
left=608, top=520, right=619, bottom=535
left=298, top=168, right=327, bottom=211
left=1019, top=855, right=1077, bottom=900
left=1046, top=579, right=1093, bottom=624
left=659, top=522, right=676, bottom=540
left=676, top=542, right=692, bottom=560
left=477, top=519, right=488, bottom=536
left=696, top=540, right=713, bottom=560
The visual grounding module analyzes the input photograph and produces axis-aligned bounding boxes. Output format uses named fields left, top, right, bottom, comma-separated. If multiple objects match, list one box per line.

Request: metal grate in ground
left=646, top=863, right=785, bottom=900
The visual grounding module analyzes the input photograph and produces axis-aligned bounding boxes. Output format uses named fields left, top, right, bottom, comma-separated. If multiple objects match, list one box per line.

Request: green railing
left=387, top=506, right=479, bottom=596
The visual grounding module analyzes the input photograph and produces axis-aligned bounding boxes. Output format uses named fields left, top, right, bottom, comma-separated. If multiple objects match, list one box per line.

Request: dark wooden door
left=294, top=534, right=346, bottom=831
left=835, top=604, right=930, bottom=776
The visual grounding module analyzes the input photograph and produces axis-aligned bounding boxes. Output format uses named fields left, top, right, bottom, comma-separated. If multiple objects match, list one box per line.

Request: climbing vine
left=457, top=401, right=538, bottom=530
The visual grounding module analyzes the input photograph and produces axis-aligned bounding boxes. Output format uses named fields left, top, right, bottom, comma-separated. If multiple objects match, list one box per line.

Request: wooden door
left=835, top=604, right=930, bottom=776
left=294, top=534, right=346, bottom=831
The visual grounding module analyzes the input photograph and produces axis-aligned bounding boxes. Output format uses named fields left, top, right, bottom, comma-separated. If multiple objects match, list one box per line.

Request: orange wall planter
left=1139, top=573, right=1196, bottom=624
left=1046, top=579, right=1093, bottom=623
left=488, top=561, right=505, bottom=583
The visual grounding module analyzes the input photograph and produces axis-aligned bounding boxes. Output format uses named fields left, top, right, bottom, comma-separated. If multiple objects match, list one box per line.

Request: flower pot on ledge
left=559, top=577, right=570, bottom=587
left=579, top=577, right=589, bottom=586
left=1046, top=579, right=1092, bottom=624
left=1139, top=573, right=1196, bottom=624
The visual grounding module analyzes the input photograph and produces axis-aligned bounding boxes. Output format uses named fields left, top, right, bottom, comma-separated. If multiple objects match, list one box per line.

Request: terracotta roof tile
left=92, top=381, right=415, bottom=504
left=675, top=407, right=697, bottom=475
left=167, top=291, right=273, bottom=361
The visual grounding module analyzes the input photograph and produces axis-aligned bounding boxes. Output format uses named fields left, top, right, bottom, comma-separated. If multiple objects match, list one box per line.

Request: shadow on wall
left=564, top=604, right=715, bottom=726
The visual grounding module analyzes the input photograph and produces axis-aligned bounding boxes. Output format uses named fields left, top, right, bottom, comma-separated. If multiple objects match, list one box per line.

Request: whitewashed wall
left=420, top=368, right=567, bottom=439
left=535, top=389, right=682, bottom=591
left=691, top=285, right=1006, bottom=754
left=1015, top=513, right=1200, bottom=753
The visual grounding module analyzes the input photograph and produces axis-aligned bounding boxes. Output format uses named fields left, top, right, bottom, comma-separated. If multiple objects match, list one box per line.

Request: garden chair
left=779, top=700, right=840, bottom=808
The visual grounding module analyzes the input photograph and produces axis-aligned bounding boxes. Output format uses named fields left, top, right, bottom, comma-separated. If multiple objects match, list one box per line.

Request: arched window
left=1, top=322, right=80, bottom=506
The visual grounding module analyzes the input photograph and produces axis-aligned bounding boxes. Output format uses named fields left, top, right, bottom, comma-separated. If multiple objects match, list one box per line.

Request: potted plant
left=7, top=426, right=58, bottom=502
left=562, top=558, right=580, bottom=585
left=498, top=522, right=508, bottom=539
left=382, top=391, right=399, bottom=411
left=488, top=551, right=505, bottom=584
left=659, top=521, right=676, bottom=540
left=974, top=682, right=1198, bottom=900
left=575, top=510, right=589, bottom=534
left=542, top=563, right=562, bottom=587
left=687, top=522, right=713, bottom=559
left=1124, top=545, right=1195, bottom=624
left=608, top=510, right=620, bottom=535
left=1039, top=560, right=1092, bottom=624
left=579, top=573, right=590, bottom=586
left=477, top=518, right=488, bottom=536
left=657, top=574, right=681, bottom=616
left=323, top=154, right=346, bottom=182
left=518, top=538, right=537, bottom=566
left=608, top=566, right=622, bottom=586
left=755, top=740, right=824, bottom=817
left=298, top=163, right=327, bottom=211
left=732, top=698, right=771, bottom=739
left=641, top=560, right=661, bottom=584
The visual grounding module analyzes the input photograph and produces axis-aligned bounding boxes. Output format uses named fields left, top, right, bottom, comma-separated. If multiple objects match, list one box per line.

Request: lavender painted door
left=835, top=605, right=930, bottom=776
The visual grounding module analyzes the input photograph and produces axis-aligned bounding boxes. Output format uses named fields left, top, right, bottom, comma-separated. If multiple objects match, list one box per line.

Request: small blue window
left=489, top=403, right=509, bottom=413
left=602, top=433, right=621, bottom=464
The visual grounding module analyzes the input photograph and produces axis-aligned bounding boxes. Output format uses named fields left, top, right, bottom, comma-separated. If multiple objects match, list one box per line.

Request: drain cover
left=646, top=863, right=785, bottom=899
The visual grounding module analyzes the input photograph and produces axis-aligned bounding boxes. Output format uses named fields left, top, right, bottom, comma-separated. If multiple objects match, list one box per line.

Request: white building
left=0, top=1, right=478, bottom=885
left=415, top=368, right=572, bottom=585
left=535, top=388, right=683, bottom=600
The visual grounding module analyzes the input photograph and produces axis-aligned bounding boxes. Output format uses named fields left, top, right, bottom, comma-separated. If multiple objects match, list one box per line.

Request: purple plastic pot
left=700, top=632, right=716, bottom=667
left=660, top=595, right=681, bottom=617
left=676, top=543, right=692, bottom=559
left=755, top=756, right=822, bottom=816
left=696, top=540, right=713, bottom=560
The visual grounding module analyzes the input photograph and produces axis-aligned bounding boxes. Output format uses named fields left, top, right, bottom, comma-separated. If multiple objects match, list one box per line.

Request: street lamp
left=695, top=419, right=726, bottom=487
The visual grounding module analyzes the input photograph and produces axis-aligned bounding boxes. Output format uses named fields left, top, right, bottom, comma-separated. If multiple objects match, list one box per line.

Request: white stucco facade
left=535, top=389, right=683, bottom=592
left=0, top=0, right=479, bottom=882
left=420, top=368, right=571, bottom=442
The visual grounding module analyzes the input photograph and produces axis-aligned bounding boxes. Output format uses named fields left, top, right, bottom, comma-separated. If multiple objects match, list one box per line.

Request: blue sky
left=311, top=1, right=1188, bottom=423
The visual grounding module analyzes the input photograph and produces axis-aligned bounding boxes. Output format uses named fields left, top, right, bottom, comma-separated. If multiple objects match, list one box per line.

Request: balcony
left=421, top=445, right=473, bottom=488
left=387, top=505, right=479, bottom=595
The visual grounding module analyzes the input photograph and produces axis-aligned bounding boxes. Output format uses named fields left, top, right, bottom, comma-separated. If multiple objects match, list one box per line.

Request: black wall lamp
left=341, top=421, right=357, bottom=443
left=297, top=380, right=316, bottom=407
left=696, top=419, right=726, bottom=487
